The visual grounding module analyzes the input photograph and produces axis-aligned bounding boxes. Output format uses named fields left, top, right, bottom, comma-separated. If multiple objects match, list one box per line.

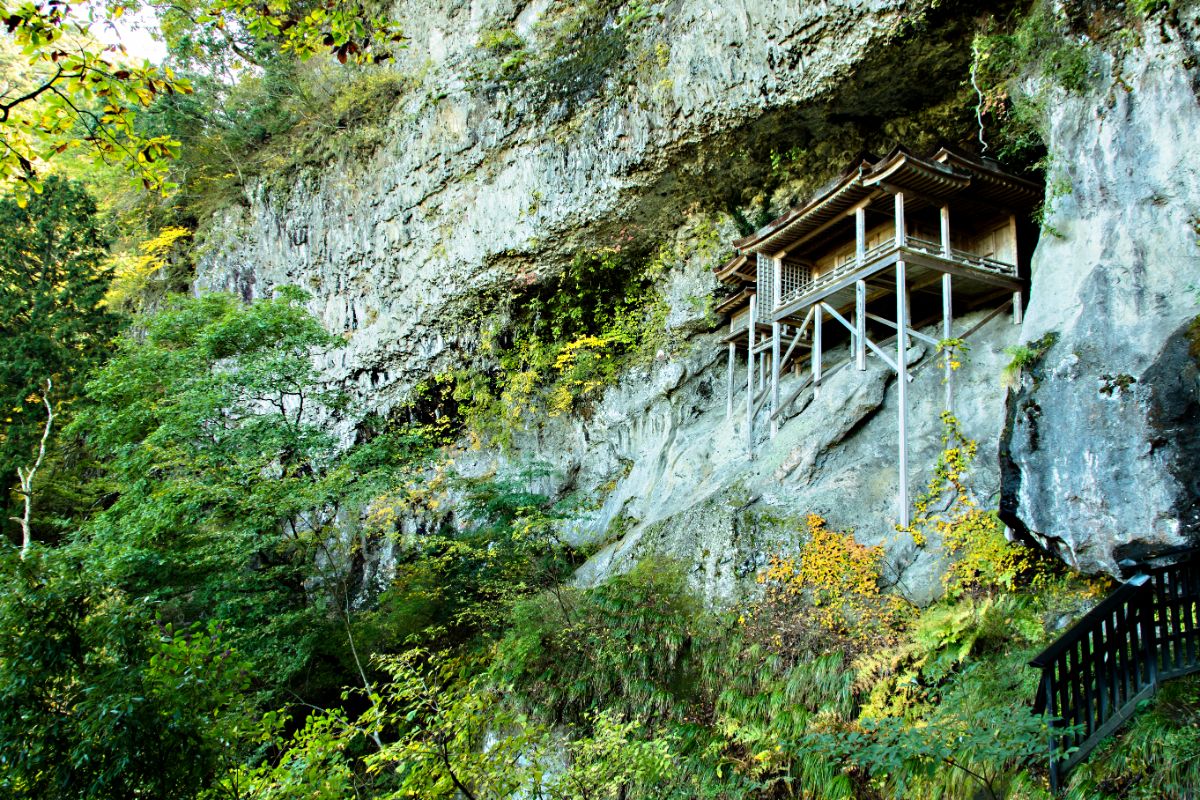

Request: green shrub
left=493, top=557, right=698, bottom=726
left=1067, top=674, right=1200, bottom=800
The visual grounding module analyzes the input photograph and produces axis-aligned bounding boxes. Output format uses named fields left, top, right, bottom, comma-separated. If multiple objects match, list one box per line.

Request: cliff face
left=195, top=0, right=1200, bottom=592
left=1000, top=14, right=1200, bottom=574
left=194, top=0, right=978, bottom=417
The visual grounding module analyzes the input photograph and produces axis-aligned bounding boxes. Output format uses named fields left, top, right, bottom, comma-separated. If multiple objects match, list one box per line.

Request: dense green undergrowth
left=5, top=179, right=1199, bottom=800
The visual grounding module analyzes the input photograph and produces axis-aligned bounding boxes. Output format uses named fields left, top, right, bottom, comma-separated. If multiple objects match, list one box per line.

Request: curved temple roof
left=724, top=147, right=1043, bottom=260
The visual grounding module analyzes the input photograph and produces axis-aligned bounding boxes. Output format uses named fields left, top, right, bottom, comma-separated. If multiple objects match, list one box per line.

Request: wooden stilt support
left=940, top=205, right=952, bottom=258
left=779, top=306, right=814, bottom=371
left=942, top=273, right=953, bottom=412
left=726, top=341, right=736, bottom=421
left=746, top=294, right=756, bottom=458
left=812, top=303, right=823, bottom=395
left=770, top=321, right=781, bottom=439
left=897, top=260, right=910, bottom=528
left=855, top=280, right=867, bottom=370
left=856, top=205, right=867, bottom=264
left=1013, top=290, right=1024, bottom=325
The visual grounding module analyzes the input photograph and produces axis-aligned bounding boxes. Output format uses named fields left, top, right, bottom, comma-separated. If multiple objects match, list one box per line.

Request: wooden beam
left=772, top=255, right=782, bottom=313
left=940, top=205, right=952, bottom=258
left=726, top=341, right=735, bottom=420
left=812, top=303, right=823, bottom=394
left=770, top=321, right=780, bottom=439
left=774, top=256, right=895, bottom=320
left=961, top=298, right=1014, bottom=340
left=855, top=279, right=867, bottom=370
left=746, top=293, right=756, bottom=458
left=863, top=312, right=939, bottom=347
left=897, top=259, right=910, bottom=528
left=943, top=272, right=953, bottom=412
left=780, top=306, right=814, bottom=371
left=856, top=205, right=867, bottom=266
left=901, top=249, right=1022, bottom=290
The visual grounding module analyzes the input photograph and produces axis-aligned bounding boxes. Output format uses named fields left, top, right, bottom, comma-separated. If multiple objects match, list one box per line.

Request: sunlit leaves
left=1, top=0, right=405, bottom=200
left=1, top=2, right=191, bottom=201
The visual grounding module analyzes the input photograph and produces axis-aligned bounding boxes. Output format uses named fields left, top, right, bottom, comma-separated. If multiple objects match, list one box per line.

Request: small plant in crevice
left=1002, top=331, right=1059, bottom=390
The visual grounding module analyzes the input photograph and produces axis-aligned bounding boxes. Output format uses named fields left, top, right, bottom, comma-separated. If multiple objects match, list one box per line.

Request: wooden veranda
left=714, top=147, right=1042, bottom=525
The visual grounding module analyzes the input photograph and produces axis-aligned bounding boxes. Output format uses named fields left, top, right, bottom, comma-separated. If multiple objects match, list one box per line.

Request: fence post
left=1041, top=671, right=1062, bottom=794
left=1142, top=578, right=1159, bottom=690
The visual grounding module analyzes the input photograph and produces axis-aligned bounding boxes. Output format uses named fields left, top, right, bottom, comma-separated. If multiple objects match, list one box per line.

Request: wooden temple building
left=714, top=147, right=1043, bottom=525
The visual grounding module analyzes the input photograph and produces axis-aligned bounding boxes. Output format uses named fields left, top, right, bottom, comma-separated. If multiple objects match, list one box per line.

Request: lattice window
left=756, top=253, right=774, bottom=305
left=779, top=259, right=813, bottom=306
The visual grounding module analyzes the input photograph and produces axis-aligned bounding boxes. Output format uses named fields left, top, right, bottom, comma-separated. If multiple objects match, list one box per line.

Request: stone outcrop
left=195, top=0, right=1200, bottom=596
left=1000, top=15, right=1200, bottom=574
left=194, top=0, right=984, bottom=424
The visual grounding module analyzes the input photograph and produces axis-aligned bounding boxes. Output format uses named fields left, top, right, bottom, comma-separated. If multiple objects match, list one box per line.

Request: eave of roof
left=861, top=147, right=971, bottom=199
left=713, top=287, right=753, bottom=315
left=730, top=147, right=1045, bottom=262
left=713, top=252, right=755, bottom=286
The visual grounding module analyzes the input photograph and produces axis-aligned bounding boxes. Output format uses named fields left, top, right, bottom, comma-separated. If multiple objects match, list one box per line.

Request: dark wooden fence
left=1030, top=547, right=1200, bottom=792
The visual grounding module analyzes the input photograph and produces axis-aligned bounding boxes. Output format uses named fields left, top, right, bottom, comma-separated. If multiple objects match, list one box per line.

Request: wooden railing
left=1030, top=547, right=1200, bottom=792
left=772, top=236, right=1018, bottom=314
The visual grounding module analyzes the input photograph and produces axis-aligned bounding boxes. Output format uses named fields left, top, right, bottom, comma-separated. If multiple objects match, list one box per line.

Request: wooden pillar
left=855, top=205, right=867, bottom=264
left=812, top=303, right=823, bottom=395
left=940, top=205, right=952, bottom=258
left=897, top=260, right=910, bottom=528
left=894, top=191, right=907, bottom=248
left=942, top=273, right=953, bottom=411
left=726, top=341, right=736, bottom=420
left=855, top=280, right=867, bottom=371
left=855, top=206, right=867, bottom=372
left=746, top=294, right=756, bottom=458
left=1013, top=290, right=1024, bottom=325
left=772, top=256, right=782, bottom=315
left=904, top=285, right=913, bottom=347
left=770, top=321, right=781, bottom=439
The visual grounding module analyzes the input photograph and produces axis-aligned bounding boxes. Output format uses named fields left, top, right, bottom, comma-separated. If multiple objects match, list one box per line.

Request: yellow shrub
left=903, top=413, right=1054, bottom=594
left=758, top=514, right=910, bottom=643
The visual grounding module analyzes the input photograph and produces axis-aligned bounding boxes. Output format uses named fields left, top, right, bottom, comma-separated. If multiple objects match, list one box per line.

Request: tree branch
left=10, top=379, right=54, bottom=558
left=0, top=66, right=65, bottom=123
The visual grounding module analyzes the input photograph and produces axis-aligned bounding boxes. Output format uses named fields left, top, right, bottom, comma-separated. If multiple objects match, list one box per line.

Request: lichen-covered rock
left=488, top=308, right=1020, bottom=607
left=193, top=0, right=980, bottom=429
left=1000, top=18, right=1200, bottom=574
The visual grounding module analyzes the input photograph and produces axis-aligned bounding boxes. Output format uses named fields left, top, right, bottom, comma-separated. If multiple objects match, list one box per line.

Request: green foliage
left=1003, top=331, right=1059, bottom=389
left=218, top=707, right=364, bottom=799
left=0, top=2, right=190, bottom=201
left=472, top=0, right=651, bottom=113
left=0, top=177, right=121, bottom=544
left=455, top=242, right=675, bottom=447
left=0, top=0, right=404, bottom=200
left=1066, top=673, right=1200, bottom=800
left=971, top=3, right=1095, bottom=166
left=147, top=56, right=417, bottom=223
left=494, top=557, right=697, bottom=726
left=67, top=288, right=397, bottom=691
left=0, top=547, right=254, bottom=798
left=810, top=693, right=1050, bottom=800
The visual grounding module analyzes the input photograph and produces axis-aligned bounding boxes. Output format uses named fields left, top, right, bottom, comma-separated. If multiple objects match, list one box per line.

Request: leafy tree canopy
left=0, top=0, right=404, bottom=203
left=0, top=175, right=119, bottom=542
